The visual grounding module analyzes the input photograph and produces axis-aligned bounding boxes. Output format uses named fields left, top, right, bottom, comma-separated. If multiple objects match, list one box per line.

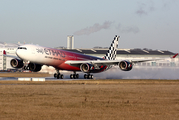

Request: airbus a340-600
left=4, top=35, right=178, bottom=79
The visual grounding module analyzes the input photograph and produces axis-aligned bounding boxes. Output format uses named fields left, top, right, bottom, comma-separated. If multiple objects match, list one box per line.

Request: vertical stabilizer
left=104, top=35, right=120, bottom=60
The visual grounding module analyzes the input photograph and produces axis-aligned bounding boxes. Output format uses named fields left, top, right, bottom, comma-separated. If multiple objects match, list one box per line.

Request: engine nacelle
left=28, top=63, right=42, bottom=72
left=10, top=59, right=24, bottom=68
left=119, top=61, right=133, bottom=71
left=80, top=63, right=94, bottom=73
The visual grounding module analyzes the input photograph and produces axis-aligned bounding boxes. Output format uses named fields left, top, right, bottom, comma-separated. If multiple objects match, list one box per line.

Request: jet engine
left=80, top=63, right=94, bottom=73
left=119, top=61, right=133, bottom=71
left=10, top=59, right=24, bottom=68
left=28, top=63, right=42, bottom=72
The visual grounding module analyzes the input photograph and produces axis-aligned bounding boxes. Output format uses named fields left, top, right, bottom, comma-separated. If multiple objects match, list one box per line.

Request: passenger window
left=18, top=47, right=27, bottom=50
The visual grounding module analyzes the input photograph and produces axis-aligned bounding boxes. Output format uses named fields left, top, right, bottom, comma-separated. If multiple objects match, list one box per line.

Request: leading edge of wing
left=131, top=59, right=162, bottom=64
left=65, top=60, right=119, bottom=66
left=65, top=59, right=159, bottom=66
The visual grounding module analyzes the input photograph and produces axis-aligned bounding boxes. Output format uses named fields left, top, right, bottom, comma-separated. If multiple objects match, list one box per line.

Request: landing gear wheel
left=84, top=74, right=93, bottom=79
left=76, top=74, right=79, bottom=79
left=70, top=71, right=79, bottom=79
left=54, top=69, right=63, bottom=79
left=60, top=74, right=64, bottom=79
left=70, top=74, right=73, bottom=79
left=57, top=74, right=60, bottom=79
left=24, top=66, right=29, bottom=70
left=87, top=74, right=91, bottom=79
left=89, top=75, right=93, bottom=79
left=54, top=73, right=63, bottom=79
left=54, top=73, right=57, bottom=78
left=73, top=74, right=76, bottom=79
left=70, top=74, right=79, bottom=79
left=84, top=74, right=87, bottom=79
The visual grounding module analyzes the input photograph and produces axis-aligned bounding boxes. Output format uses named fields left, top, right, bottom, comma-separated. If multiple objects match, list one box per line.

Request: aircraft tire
left=73, top=74, right=76, bottom=79
left=24, top=66, right=29, bottom=70
left=70, top=74, right=73, bottom=79
left=76, top=74, right=79, bottom=79
left=57, top=73, right=61, bottom=79
left=57, top=75, right=59, bottom=79
left=60, top=74, right=64, bottom=79
left=84, top=74, right=87, bottom=79
left=54, top=73, right=57, bottom=78
left=87, top=75, right=91, bottom=79
left=90, top=75, right=93, bottom=79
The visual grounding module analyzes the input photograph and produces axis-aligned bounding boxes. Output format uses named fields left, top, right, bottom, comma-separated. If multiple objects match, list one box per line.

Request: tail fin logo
left=104, top=35, right=120, bottom=60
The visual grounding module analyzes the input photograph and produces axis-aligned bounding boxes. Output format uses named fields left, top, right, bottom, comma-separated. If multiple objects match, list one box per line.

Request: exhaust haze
left=95, top=67, right=179, bottom=80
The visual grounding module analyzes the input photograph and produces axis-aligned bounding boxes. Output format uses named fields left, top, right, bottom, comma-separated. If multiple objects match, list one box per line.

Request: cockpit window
left=18, top=47, right=27, bottom=50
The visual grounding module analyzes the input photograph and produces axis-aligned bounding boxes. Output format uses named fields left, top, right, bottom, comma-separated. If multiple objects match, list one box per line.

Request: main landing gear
left=70, top=71, right=79, bottom=79
left=69, top=72, right=93, bottom=79
left=54, top=69, right=63, bottom=79
left=84, top=73, right=93, bottom=79
left=54, top=70, right=94, bottom=79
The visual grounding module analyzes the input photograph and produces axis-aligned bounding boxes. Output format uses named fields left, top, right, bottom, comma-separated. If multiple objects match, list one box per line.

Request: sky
left=0, top=0, right=179, bottom=53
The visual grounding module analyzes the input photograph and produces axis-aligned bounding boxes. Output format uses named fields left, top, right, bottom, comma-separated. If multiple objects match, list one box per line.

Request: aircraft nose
left=16, top=49, right=20, bottom=57
left=16, top=46, right=28, bottom=59
left=16, top=48, right=24, bottom=59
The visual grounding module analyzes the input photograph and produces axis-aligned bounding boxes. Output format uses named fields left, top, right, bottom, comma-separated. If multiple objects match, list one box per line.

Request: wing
left=65, top=59, right=159, bottom=67
left=65, top=59, right=119, bottom=67
left=65, top=53, right=178, bottom=67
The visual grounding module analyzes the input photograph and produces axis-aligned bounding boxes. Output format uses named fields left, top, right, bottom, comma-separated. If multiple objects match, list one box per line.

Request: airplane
left=3, top=35, right=178, bottom=79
